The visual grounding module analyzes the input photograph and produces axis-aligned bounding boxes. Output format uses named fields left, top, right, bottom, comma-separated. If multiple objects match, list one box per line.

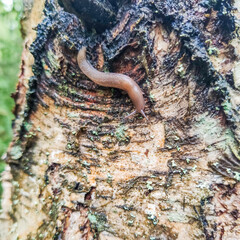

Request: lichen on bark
left=1, top=0, right=240, bottom=239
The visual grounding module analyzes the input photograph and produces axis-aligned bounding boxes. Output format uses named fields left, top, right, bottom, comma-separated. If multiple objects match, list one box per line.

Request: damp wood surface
left=1, top=0, right=240, bottom=239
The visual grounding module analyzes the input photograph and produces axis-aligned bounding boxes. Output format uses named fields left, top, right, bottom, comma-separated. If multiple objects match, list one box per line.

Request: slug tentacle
left=77, top=47, right=147, bottom=120
left=125, top=110, right=137, bottom=119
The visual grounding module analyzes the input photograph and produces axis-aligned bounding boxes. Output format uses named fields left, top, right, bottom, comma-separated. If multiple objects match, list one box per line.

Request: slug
left=77, top=47, right=148, bottom=120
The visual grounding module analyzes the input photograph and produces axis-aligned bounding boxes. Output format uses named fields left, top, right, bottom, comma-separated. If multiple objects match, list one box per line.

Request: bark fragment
left=1, top=0, right=240, bottom=239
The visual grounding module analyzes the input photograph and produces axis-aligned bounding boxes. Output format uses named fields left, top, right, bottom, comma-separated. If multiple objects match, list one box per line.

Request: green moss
left=146, top=180, right=154, bottom=190
left=176, top=64, right=186, bottom=78
left=9, top=145, right=23, bottom=160
left=222, top=100, right=232, bottom=114
left=23, top=121, right=32, bottom=131
left=147, top=214, right=159, bottom=225
left=92, top=130, right=98, bottom=136
left=107, top=172, right=113, bottom=184
left=149, top=93, right=155, bottom=102
left=115, top=125, right=129, bottom=143
left=88, top=211, right=108, bottom=233
left=49, top=202, right=59, bottom=221
left=205, top=39, right=219, bottom=56
left=191, top=165, right=197, bottom=171
left=234, top=172, right=240, bottom=181
left=207, top=46, right=219, bottom=56
left=46, top=50, right=60, bottom=70
left=150, top=237, right=157, bottom=240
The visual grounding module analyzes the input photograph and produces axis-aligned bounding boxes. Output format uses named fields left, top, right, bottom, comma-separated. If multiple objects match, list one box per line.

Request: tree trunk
left=1, top=0, right=240, bottom=239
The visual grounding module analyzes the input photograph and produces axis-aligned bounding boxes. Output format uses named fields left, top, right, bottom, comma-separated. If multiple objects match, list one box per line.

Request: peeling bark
left=1, top=0, right=240, bottom=239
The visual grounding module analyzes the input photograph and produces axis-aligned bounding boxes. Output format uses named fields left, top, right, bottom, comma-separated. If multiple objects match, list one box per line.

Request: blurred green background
left=0, top=0, right=22, bottom=207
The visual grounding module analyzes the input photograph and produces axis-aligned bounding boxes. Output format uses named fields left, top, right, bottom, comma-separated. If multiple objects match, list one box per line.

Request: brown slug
left=77, top=47, right=148, bottom=120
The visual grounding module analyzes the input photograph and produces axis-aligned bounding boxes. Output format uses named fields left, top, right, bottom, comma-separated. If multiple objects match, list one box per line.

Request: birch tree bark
left=1, top=0, right=240, bottom=239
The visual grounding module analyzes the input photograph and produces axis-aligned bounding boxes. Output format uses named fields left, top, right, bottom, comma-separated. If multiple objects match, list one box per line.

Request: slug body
left=77, top=47, right=147, bottom=120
